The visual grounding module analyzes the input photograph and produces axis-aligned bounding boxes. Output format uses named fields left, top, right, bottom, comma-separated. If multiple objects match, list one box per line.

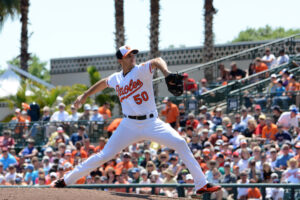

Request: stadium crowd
left=0, top=47, right=300, bottom=199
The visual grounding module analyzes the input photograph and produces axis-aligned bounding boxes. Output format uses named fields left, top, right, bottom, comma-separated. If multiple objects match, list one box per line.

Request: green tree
left=0, top=0, right=20, bottom=30
left=8, top=55, right=50, bottom=82
left=87, top=66, right=100, bottom=86
left=232, top=25, right=300, bottom=42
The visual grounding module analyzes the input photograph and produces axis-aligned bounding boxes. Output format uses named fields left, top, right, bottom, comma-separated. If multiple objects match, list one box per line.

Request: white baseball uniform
left=64, top=61, right=207, bottom=190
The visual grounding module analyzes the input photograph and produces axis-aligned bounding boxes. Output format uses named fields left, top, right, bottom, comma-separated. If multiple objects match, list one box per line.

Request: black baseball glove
left=165, top=73, right=184, bottom=96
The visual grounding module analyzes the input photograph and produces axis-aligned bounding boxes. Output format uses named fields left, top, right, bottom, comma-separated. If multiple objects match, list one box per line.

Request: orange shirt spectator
left=76, top=176, right=86, bottom=184
left=255, top=62, right=268, bottom=73
left=247, top=187, right=261, bottom=199
left=114, top=175, right=132, bottom=193
left=11, top=111, right=26, bottom=134
left=95, top=137, right=106, bottom=153
left=286, top=76, right=300, bottom=92
left=72, top=149, right=88, bottom=159
left=115, top=153, right=133, bottom=175
left=262, top=122, right=278, bottom=141
left=98, top=103, right=112, bottom=119
left=107, top=118, right=122, bottom=133
left=161, top=99, right=179, bottom=125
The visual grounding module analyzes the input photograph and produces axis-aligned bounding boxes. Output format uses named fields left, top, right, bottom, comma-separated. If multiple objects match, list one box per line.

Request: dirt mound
left=0, top=188, right=191, bottom=200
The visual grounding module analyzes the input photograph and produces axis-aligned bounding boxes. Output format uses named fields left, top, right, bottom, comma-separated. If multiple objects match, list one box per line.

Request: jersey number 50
left=133, top=91, right=149, bottom=105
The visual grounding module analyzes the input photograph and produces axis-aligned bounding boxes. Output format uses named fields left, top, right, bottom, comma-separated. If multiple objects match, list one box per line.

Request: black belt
left=124, top=114, right=154, bottom=120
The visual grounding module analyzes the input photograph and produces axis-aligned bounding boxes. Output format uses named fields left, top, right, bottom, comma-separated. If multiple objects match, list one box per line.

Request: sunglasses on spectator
left=147, top=165, right=154, bottom=167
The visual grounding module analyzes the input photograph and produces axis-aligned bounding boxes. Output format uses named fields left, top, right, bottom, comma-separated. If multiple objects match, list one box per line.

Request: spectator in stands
left=275, top=124, right=292, bottom=145
left=188, top=133, right=202, bottom=152
left=277, top=107, right=299, bottom=129
left=247, top=179, right=262, bottom=200
left=115, top=152, right=133, bottom=176
left=272, top=80, right=289, bottom=109
left=262, top=47, right=277, bottom=69
left=178, top=103, right=187, bottom=128
left=229, top=129, right=244, bottom=149
left=238, top=149, right=250, bottom=173
left=5, top=164, right=17, bottom=184
left=41, top=106, right=51, bottom=122
left=233, top=114, right=247, bottom=133
left=224, top=123, right=233, bottom=140
left=18, top=138, right=38, bottom=159
left=262, top=117, right=278, bottom=142
left=277, top=49, right=289, bottom=65
left=67, top=105, right=80, bottom=121
left=185, top=113, right=199, bottom=130
left=53, top=127, right=71, bottom=148
left=237, top=171, right=249, bottom=200
left=208, top=126, right=228, bottom=146
left=90, top=105, right=104, bottom=122
left=50, top=103, right=69, bottom=122
left=281, top=158, right=300, bottom=183
left=248, top=160, right=260, bottom=183
left=253, top=104, right=264, bottom=122
left=0, top=147, right=17, bottom=171
left=286, top=74, right=300, bottom=106
left=107, top=118, right=122, bottom=138
left=255, top=115, right=266, bottom=137
left=182, top=73, right=198, bottom=93
left=218, top=63, right=230, bottom=82
left=79, top=104, right=91, bottom=122
left=248, top=62, right=256, bottom=76
left=198, top=78, right=209, bottom=95
left=281, top=69, right=290, bottom=87
left=72, top=141, right=88, bottom=159
left=82, top=138, right=95, bottom=156
left=95, top=137, right=106, bottom=153
left=70, top=125, right=88, bottom=146
left=98, top=102, right=112, bottom=120
left=255, top=57, right=269, bottom=79
left=0, top=130, right=15, bottom=149
left=10, top=108, right=26, bottom=135
left=212, top=107, right=223, bottom=127
left=275, top=144, right=294, bottom=171
left=268, top=148, right=278, bottom=171
left=266, top=173, right=284, bottom=200
left=262, top=162, right=273, bottom=182
left=229, top=62, right=246, bottom=80
left=162, top=168, right=177, bottom=197
left=272, top=105, right=282, bottom=124
left=161, top=97, right=179, bottom=129
left=240, top=107, right=253, bottom=125
left=199, top=105, right=212, bottom=121
left=267, top=74, right=278, bottom=95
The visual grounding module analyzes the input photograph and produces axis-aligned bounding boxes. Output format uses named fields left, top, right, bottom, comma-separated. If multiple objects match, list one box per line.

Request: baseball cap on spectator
left=180, top=169, right=189, bottom=175
left=65, top=150, right=72, bottom=156
left=15, top=108, right=21, bottom=113
left=132, top=168, right=140, bottom=173
left=8, top=164, right=15, bottom=169
left=271, top=74, right=277, bottom=78
left=162, top=97, right=169, bottom=103
left=163, top=169, right=175, bottom=177
left=216, top=139, right=223, bottom=146
left=50, top=172, right=58, bottom=178
left=100, top=176, right=108, bottom=181
left=216, top=126, right=223, bottom=132
left=201, top=129, right=209, bottom=134
left=232, top=151, right=239, bottom=157
left=58, top=165, right=64, bottom=171
left=27, top=138, right=35, bottom=144
left=123, top=152, right=131, bottom=158
left=199, top=105, right=207, bottom=110
left=216, top=152, right=224, bottom=159
left=186, top=174, right=193, bottom=181
left=25, top=164, right=34, bottom=171
left=295, top=142, right=300, bottom=149
left=259, top=115, right=266, bottom=120
left=151, top=170, right=160, bottom=177
left=271, top=173, right=278, bottom=179
left=179, top=103, right=185, bottom=109
left=201, top=78, right=207, bottom=83
left=183, top=73, right=188, bottom=78
left=272, top=105, right=281, bottom=112
left=216, top=107, right=222, bottom=112
left=255, top=105, right=261, bottom=110
left=214, top=146, right=220, bottom=152
left=290, top=107, right=298, bottom=114
left=42, top=156, right=50, bottom=162
left=58, top=102, right=65, bottom=108
left=64, top=162, right=73, bottom=170
left=2, top=147, right=8, bottom=152
left=202, top=148, right=210, bottom=156
left=116, top=45, right=139, bottom=59
left=284, top=140, right=292, bottom=146
left=241, top=107, right=247, bottom=112
left=204, top=141, right=211, bottom=148
left=92, top=105, right=98, bottom=111
left=290, top=74, right=296, bottom=79
left=57, top=127, right=64, bottom=133
left=224, top=162, right=231, bottom=167
left=84, top=104, right=91, bottom=110
left=170, top=155, right=178, bottom=161
left=141, top=169, right=148, bottom=176
left=45, top=147, right=53, bottom=153
left=240, top=139, right=247, bottom=145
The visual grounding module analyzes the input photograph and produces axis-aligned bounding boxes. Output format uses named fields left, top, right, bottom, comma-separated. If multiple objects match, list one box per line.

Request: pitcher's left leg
left=143, top=118, right=207, bottom=190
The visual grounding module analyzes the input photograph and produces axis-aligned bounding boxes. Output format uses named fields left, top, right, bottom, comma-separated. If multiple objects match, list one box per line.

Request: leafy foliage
left=8, top=55, right=50, bottom=82
left=87, top=66, right=100, bottom=86
left=232, top=25, right=300, bottom=42
left=0, top=0, right=20, bottom=31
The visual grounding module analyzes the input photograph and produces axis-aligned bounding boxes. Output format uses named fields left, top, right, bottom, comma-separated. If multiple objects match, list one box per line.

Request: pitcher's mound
left=0, top=188, right=190, bottom=200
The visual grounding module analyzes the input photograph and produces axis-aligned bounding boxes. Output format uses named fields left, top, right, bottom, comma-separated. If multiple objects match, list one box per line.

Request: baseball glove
left=165, top=73, right=184, bottom=96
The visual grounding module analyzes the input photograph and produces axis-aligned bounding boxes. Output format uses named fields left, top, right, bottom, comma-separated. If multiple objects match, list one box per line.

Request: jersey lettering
left=116, top=79, right=144, bottom=102
left=133, top=91, right=149, bottom=105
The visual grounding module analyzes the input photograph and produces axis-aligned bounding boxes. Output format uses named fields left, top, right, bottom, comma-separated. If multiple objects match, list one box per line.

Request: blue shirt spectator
left=70, top=125, right=88, bottom=145
left=275, top=145, right=293, bottom=168
left=0, top=148, right=17, bottom=170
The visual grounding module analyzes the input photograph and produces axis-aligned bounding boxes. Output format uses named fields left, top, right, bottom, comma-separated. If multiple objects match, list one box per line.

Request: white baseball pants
left=64, top=117, right=207, bottom=190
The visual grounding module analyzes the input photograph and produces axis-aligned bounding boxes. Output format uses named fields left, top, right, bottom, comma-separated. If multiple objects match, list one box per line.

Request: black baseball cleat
left=51, top=178, right=66, bottom=188
left=195, top=183, right=221, bottom=194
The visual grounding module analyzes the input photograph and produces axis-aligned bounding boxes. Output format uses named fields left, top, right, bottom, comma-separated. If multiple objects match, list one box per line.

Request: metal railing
left=1, top=183, right=300, bottom=200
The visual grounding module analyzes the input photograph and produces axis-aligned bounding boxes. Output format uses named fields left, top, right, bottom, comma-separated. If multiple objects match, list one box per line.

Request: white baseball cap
left=186, top=174, right=193, bottom=180
left=116, top=45, right=139, bottom=59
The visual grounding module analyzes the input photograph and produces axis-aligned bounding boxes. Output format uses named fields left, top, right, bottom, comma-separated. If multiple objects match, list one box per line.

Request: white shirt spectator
left=229, top=134, right=244, bottom=149
left=282, top=168, right=300, bottom=183
left=266, top=187, right=284, bottom=200
left=237, top=159, right=249, bottom=173
left=67, top=112, right=81, bottom=121
left=237, top=179, right=249, bottom=199
left=90, top=113, right=104, bottom=122
left=262, top=53, right=277, bottom=69
left=50, top=111, right=69, bottom=122
left=5, top=172, right=16, bottom=183
left=277, top=112, right=299, bottom=129
left=277, top=54, right=289, bottom=65
left=241, top=114, right=254, bottom=124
